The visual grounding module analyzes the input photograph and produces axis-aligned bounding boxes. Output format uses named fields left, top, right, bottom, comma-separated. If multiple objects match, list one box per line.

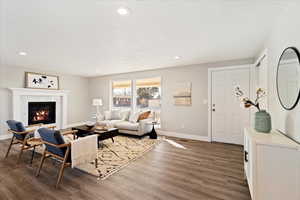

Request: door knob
left=212, top=109, right=215, bottom=112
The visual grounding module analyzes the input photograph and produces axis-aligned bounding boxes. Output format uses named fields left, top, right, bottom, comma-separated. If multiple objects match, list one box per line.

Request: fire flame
left=33, top=110, right=49, bottom=121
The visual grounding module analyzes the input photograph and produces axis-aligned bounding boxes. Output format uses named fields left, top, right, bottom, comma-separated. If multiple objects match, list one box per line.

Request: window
left=112, top=80, right=132, bottom=108
left=111, top=77, right=161, bottom=123
left=136, top=77, right=161, bottom=123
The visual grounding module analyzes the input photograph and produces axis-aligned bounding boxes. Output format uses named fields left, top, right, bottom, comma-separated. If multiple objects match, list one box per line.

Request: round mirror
left=276, top=47, right=300, bottom=110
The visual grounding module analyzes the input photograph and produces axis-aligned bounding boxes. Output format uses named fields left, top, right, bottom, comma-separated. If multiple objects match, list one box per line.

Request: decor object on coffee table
left=235, top=86, right=271, bottom=133
left=93, top=98, right=103, bottom=123
left=25, top=72, right=59, bottom=90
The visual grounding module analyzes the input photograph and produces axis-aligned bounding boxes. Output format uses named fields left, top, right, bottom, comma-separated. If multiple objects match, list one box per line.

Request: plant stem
left=247, top=101, right=260, bottom=111
left=256, top=103, right=260, bottom=111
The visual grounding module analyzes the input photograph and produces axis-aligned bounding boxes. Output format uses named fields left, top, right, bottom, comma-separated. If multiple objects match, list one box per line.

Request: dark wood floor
left=0, top=137, right=251, bottom=200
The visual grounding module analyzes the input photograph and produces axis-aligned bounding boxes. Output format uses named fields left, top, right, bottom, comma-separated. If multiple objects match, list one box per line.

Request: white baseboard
left=0, top=134, right=12, bottom=140
left=157, top=130, right=211, bottom=142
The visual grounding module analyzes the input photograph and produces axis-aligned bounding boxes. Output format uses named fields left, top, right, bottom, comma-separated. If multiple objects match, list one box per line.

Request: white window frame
left=110, top=79, right=133, bottom=111
left=110, top=77, right=162, bottom=124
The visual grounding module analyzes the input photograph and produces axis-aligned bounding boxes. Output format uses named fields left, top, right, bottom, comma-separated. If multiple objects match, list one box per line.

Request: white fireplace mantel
left=9, top=88, right=69, bottom=129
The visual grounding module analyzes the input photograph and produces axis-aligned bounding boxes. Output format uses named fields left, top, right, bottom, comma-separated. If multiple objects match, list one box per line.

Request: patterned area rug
left=75, top=136, right=161, bottom=180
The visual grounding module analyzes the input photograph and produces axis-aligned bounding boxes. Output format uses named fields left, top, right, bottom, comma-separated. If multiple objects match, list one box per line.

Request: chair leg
left=4, top=136, right=14, bottom=158
left=30, top=146, right=36, bottom=165
left=36, top=151, right=46, bottom=177
left=17, top=143, right=25, bottom=164
left=56, top=146, right=70, bottom=188
left=56, top=162, right=66, bottom=188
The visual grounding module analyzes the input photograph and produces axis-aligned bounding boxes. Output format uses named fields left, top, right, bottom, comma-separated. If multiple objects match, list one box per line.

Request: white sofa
left=97, top=110, right=153, bottom=136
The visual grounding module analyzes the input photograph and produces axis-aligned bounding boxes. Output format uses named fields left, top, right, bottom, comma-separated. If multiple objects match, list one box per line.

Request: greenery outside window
left=136, top=77, right=161, bottom=123
left=136, top=77, right=161, bottom=109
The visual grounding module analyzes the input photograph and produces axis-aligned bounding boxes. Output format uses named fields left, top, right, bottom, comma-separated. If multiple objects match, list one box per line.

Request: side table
left=147, top=122, right=159, bottom=139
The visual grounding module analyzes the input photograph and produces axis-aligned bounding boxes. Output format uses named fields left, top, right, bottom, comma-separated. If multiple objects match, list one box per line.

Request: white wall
left=88, top=59, right=253, bottom=138
left=0, top=64, right=90, bottom=137
left=263, top=1, right=300, bottom=142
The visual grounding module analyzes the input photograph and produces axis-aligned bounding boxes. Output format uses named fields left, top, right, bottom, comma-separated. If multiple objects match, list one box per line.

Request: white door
left=211, top=67, right=250, bottom=145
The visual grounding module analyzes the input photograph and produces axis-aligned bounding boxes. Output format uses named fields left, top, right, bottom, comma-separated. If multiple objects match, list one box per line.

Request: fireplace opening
left=28, top=102, right=56, bottom=125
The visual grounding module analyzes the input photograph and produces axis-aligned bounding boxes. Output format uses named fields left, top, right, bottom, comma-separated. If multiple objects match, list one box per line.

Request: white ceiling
left=0, top=0, right=294, bottom=77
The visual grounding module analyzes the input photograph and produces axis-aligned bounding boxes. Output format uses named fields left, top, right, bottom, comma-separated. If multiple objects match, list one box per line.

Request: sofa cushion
left=129, top=112, right=140, bottom=123
left=38, top=128, right=67, bottom=158
left=115, top=121, right=139, bottom=131
left=6, top=120, right=26, bottom=140
left=97, top=120, right=123, bottom=127
left=111, top=110, right=122, bottom=120
left=120, top=110, right=130, bottom=121
left=104, top=111, right=112, bottom=120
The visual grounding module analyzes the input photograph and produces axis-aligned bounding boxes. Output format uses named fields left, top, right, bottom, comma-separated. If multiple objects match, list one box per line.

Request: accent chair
left=5, top=120, right=48, bottom=163
left=36, top=128, right=78, bottom=188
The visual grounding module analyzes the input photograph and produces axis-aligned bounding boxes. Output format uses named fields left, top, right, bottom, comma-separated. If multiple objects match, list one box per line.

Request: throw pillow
left=129, top=111, right=140, bottom=123
left=138, top=111, right=151, bottom=122
left=104, top=111, right=112, bottom=120
left=96, top=113, right=104, bottom=122
left=120, top=110, right=130, bottom=121
left=111, top=110, right=122, bottom=120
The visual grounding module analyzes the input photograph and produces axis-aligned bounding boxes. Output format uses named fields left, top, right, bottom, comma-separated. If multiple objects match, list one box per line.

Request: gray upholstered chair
left=36, top=128, right=78, bottom=188
left=5, top=120, right=46, bottom=163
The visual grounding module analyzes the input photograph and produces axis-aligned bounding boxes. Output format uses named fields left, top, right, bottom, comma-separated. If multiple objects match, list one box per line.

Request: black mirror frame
left=276, top=46, right=300, bottom=110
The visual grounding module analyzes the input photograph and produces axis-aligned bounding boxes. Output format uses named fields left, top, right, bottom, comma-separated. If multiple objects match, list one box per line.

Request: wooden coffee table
left=72, top=125, right=119, bottom=144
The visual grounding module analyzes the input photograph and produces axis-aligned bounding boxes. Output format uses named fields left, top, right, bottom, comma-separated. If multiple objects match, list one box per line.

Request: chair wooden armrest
left=61, top=130, right=78, bottom=136
left=25, top=124, right=56, bottom=130
left=25, top=123, right=44, bottom=128
left=8, top=129, right=35, bottom=135
left=46, top=125, right=56, bottom=129
left=43, top=141, right=71, bottom=148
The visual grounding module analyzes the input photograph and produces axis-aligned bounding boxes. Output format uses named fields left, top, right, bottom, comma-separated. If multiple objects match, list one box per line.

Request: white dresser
left=244, top=128, right=300, bottom=200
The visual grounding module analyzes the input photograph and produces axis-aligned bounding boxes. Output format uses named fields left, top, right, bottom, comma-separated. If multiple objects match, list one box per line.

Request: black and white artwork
left=26, top=72, right=59, bottom=90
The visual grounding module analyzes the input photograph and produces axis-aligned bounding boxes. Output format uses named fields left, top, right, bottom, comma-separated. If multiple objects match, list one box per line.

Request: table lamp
left=93, top=98, right=103, bottom=122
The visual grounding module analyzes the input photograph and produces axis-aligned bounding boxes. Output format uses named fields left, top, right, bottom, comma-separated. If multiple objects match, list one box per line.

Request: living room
left=1, top=0, right=300, bottom=199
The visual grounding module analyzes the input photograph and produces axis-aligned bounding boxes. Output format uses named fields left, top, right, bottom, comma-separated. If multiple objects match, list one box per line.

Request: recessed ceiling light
left=18, top=51, right=27, bottom=56
left=117, top=7, right=129, bottom=16
left=174, top=56, right=181, bottom=60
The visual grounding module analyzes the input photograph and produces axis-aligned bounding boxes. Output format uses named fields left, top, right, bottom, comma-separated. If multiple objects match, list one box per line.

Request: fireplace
left=28, top=102, right=56, bottom=125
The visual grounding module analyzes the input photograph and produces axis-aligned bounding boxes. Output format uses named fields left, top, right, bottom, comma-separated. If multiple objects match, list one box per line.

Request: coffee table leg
left=111, top=137, right=114, bottom=143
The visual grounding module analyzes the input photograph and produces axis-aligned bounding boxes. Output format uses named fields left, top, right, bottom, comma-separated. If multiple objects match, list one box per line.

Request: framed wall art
left=25, top=72, right=59, bottom=90
left=173, top=81, right=192, bottom=106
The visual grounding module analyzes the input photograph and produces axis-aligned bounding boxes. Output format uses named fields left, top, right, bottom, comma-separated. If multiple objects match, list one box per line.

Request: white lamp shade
left=92, top=98, right=103, bottom=106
